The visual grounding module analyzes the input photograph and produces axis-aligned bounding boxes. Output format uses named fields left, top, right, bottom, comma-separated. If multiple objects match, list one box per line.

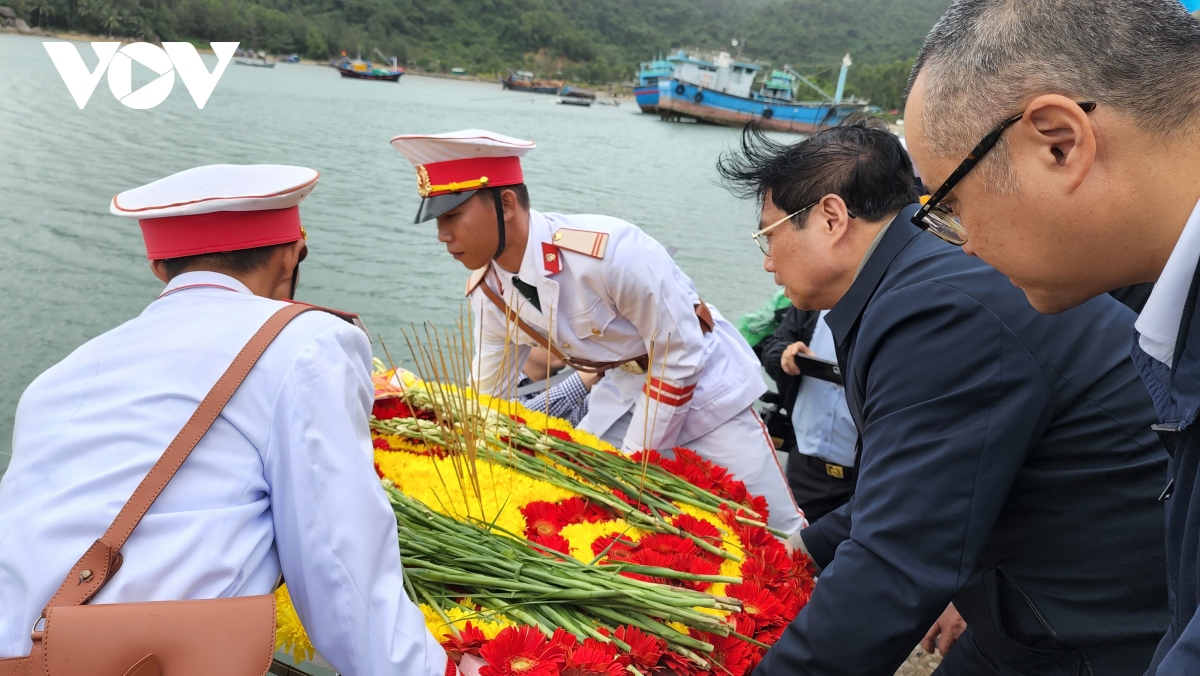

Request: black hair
left=479, top=184, right=530, bottom=209
left=159, top=242, right=289, bottom=280
left=717, top=117, right=920, bottom=224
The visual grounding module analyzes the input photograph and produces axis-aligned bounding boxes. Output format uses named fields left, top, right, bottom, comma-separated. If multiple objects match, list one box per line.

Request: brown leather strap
left=41, top=304, right=314, bottom=615
left=477, top=274, right=615, bottom=374
left=476, top=266, right=713, bottom=375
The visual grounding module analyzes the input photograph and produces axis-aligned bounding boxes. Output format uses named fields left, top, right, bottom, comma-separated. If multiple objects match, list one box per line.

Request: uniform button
left=562, top=342, right=572, bottom=349
left=591, top=328, right=601, bottom=336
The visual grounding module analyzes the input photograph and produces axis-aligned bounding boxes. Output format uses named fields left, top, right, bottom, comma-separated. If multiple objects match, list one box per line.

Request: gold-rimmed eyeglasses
left=751, top=200, right=818, bottom=257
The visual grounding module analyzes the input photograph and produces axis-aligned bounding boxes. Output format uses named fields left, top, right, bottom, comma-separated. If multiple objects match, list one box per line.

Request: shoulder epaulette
left=465, top=266, right=489, bottom=297
left=551, top=228, right=609, bottom=259
left=285, top=300, right=371, bottom=341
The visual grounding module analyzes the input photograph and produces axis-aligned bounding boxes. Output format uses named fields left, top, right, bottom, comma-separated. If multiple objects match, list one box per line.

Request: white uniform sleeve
left=603, top=235, right=706, bottom=453
left=262, top=322, right=448, bottom=676
left=469, top=286, right=529, bottom=400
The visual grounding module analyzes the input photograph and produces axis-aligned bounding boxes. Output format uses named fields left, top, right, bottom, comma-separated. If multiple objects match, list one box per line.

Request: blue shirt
left=790, top=311, right=857, bottom=467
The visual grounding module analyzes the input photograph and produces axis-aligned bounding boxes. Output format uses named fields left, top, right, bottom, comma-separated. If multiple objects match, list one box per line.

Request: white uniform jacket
left=0, top=272, right=446, bottom=676
left=470, top=210, right=766, bottom=453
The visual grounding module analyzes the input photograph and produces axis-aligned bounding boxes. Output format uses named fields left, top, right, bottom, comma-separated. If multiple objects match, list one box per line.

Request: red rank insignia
left=542, top=242, right=563, bottom=275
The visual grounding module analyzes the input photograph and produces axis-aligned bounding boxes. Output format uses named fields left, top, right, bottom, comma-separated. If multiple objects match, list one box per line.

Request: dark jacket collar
left=826, top=203, right=924, bottom=352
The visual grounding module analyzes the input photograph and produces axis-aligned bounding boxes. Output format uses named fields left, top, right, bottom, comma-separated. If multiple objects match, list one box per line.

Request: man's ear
left=1016, top=95, right=1096, bottom=192
left=280, top=240, right=306, bottom=275
left=150, top=259, right=170, bottom=284
left=818, top=195, right=854, bottom=239
left=501, top=188, right=521, bottom=220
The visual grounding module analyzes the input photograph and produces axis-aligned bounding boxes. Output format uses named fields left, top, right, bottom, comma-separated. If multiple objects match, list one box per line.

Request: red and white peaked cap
left=110, top=164, right=320, bottom=260
left=389, top=129, right=535, bottom=223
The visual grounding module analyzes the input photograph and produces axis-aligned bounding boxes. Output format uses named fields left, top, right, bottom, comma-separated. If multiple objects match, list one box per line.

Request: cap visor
left=415, top=191, right=477, bottom=223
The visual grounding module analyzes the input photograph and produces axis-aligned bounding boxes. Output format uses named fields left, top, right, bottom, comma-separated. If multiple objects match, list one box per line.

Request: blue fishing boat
left=633, top=53, right=677, bottom=113
left=657, top=53, right=870, bottom=133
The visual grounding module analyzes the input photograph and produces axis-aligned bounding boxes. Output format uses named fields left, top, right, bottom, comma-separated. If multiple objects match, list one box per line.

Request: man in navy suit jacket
left=719, top=120, right=1168, bottom=675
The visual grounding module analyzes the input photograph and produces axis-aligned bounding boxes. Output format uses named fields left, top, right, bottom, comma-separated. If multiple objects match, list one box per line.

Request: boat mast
left=834, top=53, right=852, bottom=104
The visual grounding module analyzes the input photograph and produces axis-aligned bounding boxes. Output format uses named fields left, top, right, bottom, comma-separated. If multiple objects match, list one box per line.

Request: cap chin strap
left=492, top=189, right=506, bottom=260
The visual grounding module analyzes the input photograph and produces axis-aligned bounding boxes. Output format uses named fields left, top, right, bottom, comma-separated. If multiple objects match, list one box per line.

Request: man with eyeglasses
left=904, top=1, right=1200, bottom=672
left=720, top=118, right=1168, bottom=675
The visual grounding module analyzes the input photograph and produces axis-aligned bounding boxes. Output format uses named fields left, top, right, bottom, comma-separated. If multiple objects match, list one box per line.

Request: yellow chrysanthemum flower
left=559, top=519, right=645, bottom=563
left=275, top=585, right=315, bottom=663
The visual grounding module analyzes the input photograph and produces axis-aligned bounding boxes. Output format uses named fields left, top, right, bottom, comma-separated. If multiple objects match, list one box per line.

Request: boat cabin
left=670, top=51, right=760, bottom=99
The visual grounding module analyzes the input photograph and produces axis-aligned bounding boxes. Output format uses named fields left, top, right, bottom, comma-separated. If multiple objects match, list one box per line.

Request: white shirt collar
left=160, top=271, right=254, bottom=297
left=1135, top=198, right=1200, bottom=367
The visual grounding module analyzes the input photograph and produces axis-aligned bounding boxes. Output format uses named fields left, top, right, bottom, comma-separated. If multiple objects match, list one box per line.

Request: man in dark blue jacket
left=719, top=119, right=1168, bottom=675
left=903, top=1, right=1200, bottom=672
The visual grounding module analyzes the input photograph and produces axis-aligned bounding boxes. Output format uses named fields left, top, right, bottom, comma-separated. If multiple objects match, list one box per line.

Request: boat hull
left=500, top=78, right=560, bottom=95
left=633, top=85, right=659, bottom=113
left=656, top=78, right=868, bottom=133
left=339, top=69, right=402, bottom=82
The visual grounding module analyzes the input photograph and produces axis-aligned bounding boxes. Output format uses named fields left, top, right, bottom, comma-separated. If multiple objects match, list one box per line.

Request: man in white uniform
left=0, top=165, right=450, bottom=676
left=389, top=130, right=804, bottom=535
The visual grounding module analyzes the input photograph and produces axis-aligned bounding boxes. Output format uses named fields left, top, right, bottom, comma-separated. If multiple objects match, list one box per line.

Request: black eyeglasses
left=911, top=101, right=1097, bottom=246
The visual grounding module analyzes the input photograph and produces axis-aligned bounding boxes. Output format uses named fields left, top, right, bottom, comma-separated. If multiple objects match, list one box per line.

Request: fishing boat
left=557, top=85, right=596, bottom=106
left=633, top=53, right=677, bottom=113
left=656, top=53, right=870, bottom=133
left=336, top=56, right=404, bottom=82
left=234, top=50, right=275, bottom=68
left=500, top=70, right=562, bottom=94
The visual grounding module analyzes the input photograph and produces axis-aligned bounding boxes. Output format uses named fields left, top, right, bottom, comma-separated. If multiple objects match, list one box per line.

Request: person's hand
left=457, top=653, right=486, bottom=676
left=920, top=603, right=967, bottom=655
left=780, top=341, right=815, bottom=376
left=579, top=370, right=605, bottom=391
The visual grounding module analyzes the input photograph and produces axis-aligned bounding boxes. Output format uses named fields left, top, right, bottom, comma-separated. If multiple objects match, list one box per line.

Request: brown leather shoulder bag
left=0, top=304, right=314, bottom=676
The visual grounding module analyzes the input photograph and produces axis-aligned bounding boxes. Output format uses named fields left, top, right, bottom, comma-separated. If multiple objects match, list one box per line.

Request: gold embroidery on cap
left=416, top=166, right=432, bottom=198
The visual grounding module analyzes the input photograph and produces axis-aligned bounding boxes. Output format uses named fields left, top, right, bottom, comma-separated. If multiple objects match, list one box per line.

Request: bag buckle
left=31, top=616, right=45, bottom=642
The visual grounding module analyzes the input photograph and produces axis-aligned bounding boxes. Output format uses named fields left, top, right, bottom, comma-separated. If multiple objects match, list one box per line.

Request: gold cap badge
left=416, top=166, right=432, bottom=198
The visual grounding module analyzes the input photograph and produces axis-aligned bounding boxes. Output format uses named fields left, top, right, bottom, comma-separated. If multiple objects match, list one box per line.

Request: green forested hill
left=17, top=0, right=948, bottom=107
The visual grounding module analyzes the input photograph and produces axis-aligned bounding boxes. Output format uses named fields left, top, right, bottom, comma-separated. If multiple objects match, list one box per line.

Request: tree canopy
left=14, top=0, right=947, bottom=103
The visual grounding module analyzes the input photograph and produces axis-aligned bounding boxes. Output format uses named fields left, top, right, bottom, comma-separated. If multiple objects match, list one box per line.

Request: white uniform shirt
left=470, top=210, right=766, bottom=453
left=1137, top=198, right=1200, bottom=366
left=790, top=311, right=857, bottom=467
left=0, top=272, right=445, bottom=676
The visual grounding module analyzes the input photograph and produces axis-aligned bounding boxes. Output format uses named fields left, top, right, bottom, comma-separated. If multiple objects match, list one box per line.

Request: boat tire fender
left=762, top=107, right=774, bottom=119
left=675, top=83, right=686, bottom=95
left=693, top=92, right=704, bottom=103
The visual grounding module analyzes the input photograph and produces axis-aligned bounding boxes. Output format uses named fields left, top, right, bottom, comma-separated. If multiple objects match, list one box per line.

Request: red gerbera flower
left=372, top=437, right=391, bottom=450
left=671, top=553, right=720, bottom=591
left=611, top=489, right=653, bottom=515
left=521, top=501, right=565, bottom=539
left=563, top=638, right=627, bottom=676
left=628, top=449, right=666, bottom=466
left=373, top=462, right=385, bottom=479
left=548, top=627, right=578, bottom=652
left=727, top=582, right=788, bottom=631
left=556, top=497, right=590, bottom=527
left=637, top=533, right=696, bottom=558
left=671, top=513, right=722, bottom=544
left=656, top=649, right=698, bottom=676
left=583, top=501, right=613, bottom=523
left=778, top=578, right=813, bottom=618
left=442, top=622, right=489, bottom=661
left=591, top=533, right=638, bottom=561
left=544, top=428, right=574, bottom=443
left=689, top=629, right=754, bottom=676
left=673, top=463, right=716, bottom=492
left=372, top=397, right=414, bottom=421
left=480, top=625, right=565, bottom=676
left=509, top=415, right=527, bottom=425
left=613, top=626, right=664, bottom=671
left=741, top=546, right=792, bottom=587
left=733, top=522, right=780, bottom=552
left=530, top=533, right=572, bottom=556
